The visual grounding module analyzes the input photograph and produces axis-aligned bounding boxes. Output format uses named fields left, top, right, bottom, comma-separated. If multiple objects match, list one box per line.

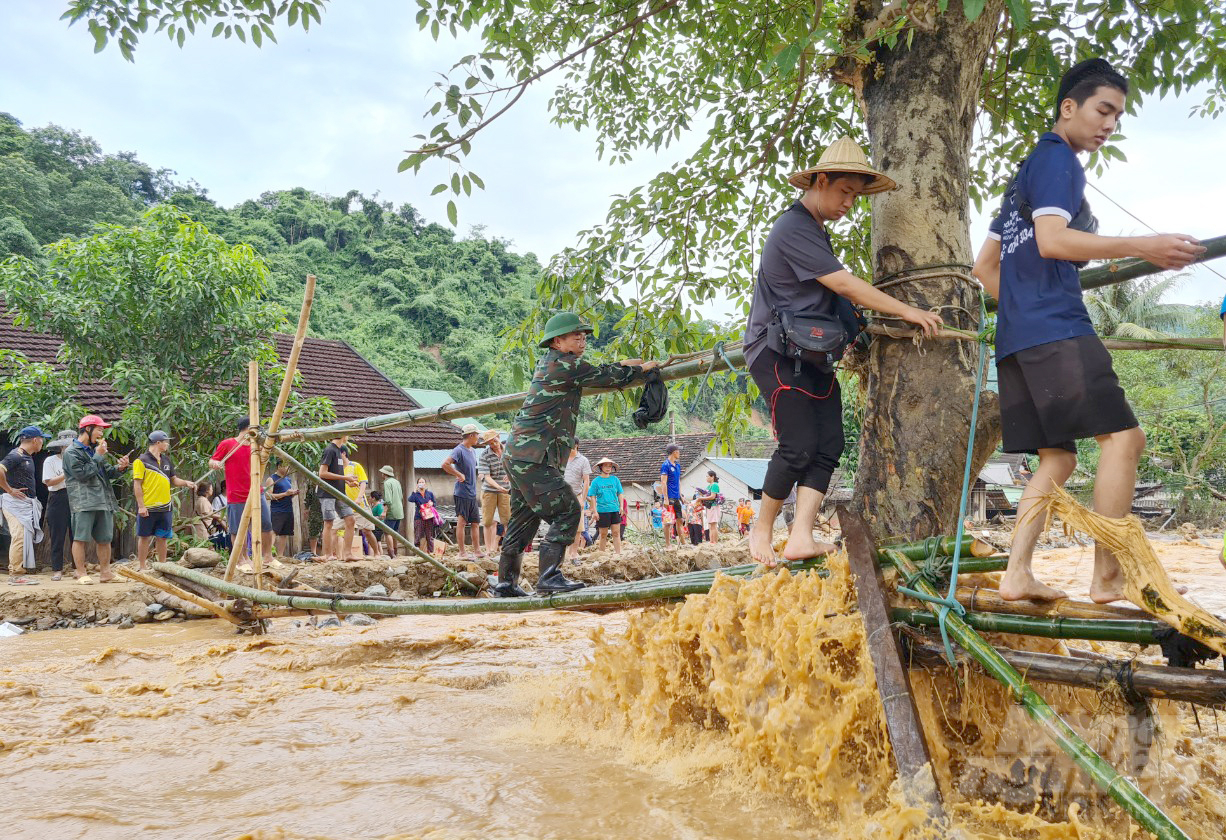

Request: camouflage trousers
left=502, top=459, right=581, bottom=556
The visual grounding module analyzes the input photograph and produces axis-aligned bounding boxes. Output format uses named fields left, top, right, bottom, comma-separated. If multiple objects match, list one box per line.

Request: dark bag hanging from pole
left=632, top=369, right=669, bottom=429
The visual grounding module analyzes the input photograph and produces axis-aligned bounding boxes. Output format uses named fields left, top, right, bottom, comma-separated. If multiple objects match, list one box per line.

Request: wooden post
left=248, top=360, right=264, bottom=588
left=838, top=505, right=944, bottom=821
left=223, top=489, right=254, bottom=582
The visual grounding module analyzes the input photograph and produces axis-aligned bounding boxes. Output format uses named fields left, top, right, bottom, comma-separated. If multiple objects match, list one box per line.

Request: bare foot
left=999, top=569, right=1067, bottom=602
left=782, top=535, right=837, bottom=563
left=748, top=525, right=776, bottom=566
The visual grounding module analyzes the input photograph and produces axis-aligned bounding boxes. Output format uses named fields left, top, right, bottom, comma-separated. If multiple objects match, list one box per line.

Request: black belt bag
left=766, top=309, right=847, bottom=375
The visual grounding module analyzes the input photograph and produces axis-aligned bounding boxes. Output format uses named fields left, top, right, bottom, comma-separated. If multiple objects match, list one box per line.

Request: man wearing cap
left=63, top=415, right=130, bottom=584
left=0, top=426, right=50, bottom=585
left=743, top=136, right=943, bottom=567
left=133, top=431, right=197, bottom=572
left=657, top=443, right=684, bottom=547
left=42, top=430, right=76, bottom=581
left=377, top=465, right=404, bottom=557
left=493, top=312, right=659, bottom=597
left=477, top=430, right=510, bottom=557
left=443, top=425, right=483, bottom=559
left=972, top=58, right=1205, bottom=603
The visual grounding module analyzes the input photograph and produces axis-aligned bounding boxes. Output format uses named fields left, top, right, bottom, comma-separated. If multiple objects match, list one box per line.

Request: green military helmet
left=538, top=311, right=594, bottom=348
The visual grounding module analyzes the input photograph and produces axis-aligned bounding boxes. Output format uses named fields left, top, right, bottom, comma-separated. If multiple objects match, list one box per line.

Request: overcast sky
left=2, top=0, right=1223, bottom=317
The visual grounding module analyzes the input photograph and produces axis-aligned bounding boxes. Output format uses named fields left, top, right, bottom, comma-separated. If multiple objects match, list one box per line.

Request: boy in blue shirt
left=588, top=457, right=625, bottom=554
left=973, top=58, right=1204, bottom=603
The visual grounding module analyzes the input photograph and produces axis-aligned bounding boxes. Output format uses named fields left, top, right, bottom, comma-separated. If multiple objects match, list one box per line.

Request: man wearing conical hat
left=743, top=136, right=943, bottom=567
left=971, top=58, right=1204, bottom=603
left=494, top=312, right=660, bottom=597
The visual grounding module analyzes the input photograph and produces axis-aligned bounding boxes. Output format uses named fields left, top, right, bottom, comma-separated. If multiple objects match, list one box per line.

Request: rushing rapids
left=1, top=539, right=1224, bottom=839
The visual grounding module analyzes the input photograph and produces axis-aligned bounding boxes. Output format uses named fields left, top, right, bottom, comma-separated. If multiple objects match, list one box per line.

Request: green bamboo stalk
left=152, top=557, right=824, bottom=615
left=893, top=608, right=1165, bottom=645
left=1079, top=233, right=1226, bottom=291
left=270, top=444, right=478, bottom=593
left=882, top=549, right=1190, bottom=840
left=275, top=344, right=746, bottom=442
left=876, top=534, right=980, bottom=562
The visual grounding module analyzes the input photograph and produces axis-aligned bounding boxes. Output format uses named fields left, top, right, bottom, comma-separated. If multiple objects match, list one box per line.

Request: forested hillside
left=0, top=113, right=752, bottom=440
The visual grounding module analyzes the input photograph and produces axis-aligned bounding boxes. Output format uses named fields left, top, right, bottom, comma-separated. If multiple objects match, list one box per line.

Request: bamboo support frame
left=882, top=548, right=1190, bottom=840
left=114, top=565, right=245, bottom=627
left=953, top=586, right=1153, bottom=622
left=152, top=557, right=824, bottom=616
left=269, top=444, right=479, bottom=593
left=1078, top=233, right=1226, bottom=291
left=223, top=489, right=255, bottom=582
left=893, top=607, right=1166, bottom=645
left=248, top=360, right=264, bottom=587
left=906, top=640, right=1226, bottom=710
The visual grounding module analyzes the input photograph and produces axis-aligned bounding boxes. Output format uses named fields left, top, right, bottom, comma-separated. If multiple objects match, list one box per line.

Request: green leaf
left=1003, top=0, right=1030, bottom=26
left=430, top=183, right=448, bottom=195
left=446, top=200, right=458, bottom=226
left=962, top=0, right=988, bottom=21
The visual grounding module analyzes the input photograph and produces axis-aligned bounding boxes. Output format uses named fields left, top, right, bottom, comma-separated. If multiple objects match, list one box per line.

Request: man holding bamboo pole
left=210, top=417, right=274, bottom=572
left=972, top=58, right=1205, bottom=603
left=493, top=312, right=658, bottom=597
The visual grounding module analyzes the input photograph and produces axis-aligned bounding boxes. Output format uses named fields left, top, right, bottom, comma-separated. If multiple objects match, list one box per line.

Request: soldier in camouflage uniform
left=494, top=312, right=660, bottom=597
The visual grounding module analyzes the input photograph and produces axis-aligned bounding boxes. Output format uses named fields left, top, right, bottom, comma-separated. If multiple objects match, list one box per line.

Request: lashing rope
left=897, top=290, right=990, bottom=665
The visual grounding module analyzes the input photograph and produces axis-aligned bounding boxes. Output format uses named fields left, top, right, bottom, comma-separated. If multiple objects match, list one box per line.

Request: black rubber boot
left=535, top=541, right=585, bottom=593
left=491, top=551, right=529, bottom=598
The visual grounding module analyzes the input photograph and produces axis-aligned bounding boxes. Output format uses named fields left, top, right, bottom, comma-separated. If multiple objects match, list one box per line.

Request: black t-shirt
left=743, top=201, right=846, bottom=367
left=0, top=448, right=36, bottom=496
left=320, top=443, right=347, bottom=493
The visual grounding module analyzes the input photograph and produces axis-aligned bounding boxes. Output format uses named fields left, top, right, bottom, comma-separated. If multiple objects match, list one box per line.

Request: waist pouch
left=766, top=309, right=847, bottom=374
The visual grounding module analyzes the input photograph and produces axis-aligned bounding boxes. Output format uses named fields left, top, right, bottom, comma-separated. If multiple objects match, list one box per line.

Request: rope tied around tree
left=896, top=288, right=992, bottom=664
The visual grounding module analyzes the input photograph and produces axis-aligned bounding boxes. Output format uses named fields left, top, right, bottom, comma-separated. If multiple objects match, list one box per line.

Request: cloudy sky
left=2, top=0, right=1223, bottom=315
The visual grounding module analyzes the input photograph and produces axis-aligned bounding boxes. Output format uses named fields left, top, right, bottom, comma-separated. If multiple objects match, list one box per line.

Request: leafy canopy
left=0, top=204, right=333, bottom=470
left=61, top=1, right=1226, bottom=443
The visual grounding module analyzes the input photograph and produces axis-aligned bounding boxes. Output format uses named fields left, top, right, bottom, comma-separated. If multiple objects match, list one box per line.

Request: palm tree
left=1084, top=275, right=1194, bottom=339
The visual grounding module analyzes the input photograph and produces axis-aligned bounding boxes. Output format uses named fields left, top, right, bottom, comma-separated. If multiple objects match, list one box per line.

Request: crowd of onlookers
left=2, top=414, right=759, bottom=586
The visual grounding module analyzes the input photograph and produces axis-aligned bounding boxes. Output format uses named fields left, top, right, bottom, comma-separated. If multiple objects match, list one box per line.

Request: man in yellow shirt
left=133, top=431, right=196, bottom=571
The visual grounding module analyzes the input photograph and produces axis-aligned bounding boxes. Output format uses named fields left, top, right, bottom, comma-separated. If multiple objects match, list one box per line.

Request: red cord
left=768, top=360, right=836, bottom=439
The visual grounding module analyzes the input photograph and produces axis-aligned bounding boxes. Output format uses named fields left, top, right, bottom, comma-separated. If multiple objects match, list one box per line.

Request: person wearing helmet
left=62, top=415, right=130, bottom=584
left=492, top=312, right=660, bottom=597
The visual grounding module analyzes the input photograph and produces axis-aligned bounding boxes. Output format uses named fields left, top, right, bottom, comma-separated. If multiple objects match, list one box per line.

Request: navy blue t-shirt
left=449, top=444, right=478, bottom=500
left=989, top=132, right=1095, bottom=361
left=270, top=474, right=294, bottom=514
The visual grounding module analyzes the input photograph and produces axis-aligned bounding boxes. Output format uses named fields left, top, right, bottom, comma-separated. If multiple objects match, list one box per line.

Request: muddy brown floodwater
left=2, top=537, right=1225, bottom=839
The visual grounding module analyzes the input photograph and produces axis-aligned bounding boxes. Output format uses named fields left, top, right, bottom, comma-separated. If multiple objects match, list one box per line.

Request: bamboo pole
left=275, top=344, right=748, bottom=442
left=266, top=274, right=315, bottom=438
left=248, top=360, right=264, bottom=588
left=868, top=324, right=1226, bottom=352
left=876, top=534, right=997, bottom=563
left=152, top=557, right=825, bottom=616
left=223, top=487, right=255, bottom=582
left=114, top=565, right=246, bottom=628
left=894, top=607, right=1166, bottom=645
left=881, top=548, right=1190, bottom=840
left=1078, top=233, right=1226, bottom=291
left=906, top=641, right=1226, bottom=710
left=953, top=586, right=1153, bottom=621
left=269, top=444, right=479, bottom=593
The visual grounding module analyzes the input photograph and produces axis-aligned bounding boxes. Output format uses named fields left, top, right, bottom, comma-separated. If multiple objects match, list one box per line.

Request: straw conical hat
left=787, top=136, right=897, bottom=195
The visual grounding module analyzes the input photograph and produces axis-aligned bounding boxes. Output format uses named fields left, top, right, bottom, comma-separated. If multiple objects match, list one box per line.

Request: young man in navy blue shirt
left=973, top=58, right=1204, bottom=603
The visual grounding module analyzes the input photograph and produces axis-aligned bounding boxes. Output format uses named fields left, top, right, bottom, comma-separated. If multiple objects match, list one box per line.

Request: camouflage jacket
left=506, top=349, right=644, bottom=470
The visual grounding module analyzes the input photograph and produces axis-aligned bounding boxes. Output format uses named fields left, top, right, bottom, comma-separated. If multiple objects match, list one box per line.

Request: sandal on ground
left=51, top=573, right=62, bottom=581
left=8, top=576, right=39, bottom=586
left=76, top=575, right=96, bottom=585
left=237, top=563, right=254, bottom=574
left=99, top=577, right=120, bottom=584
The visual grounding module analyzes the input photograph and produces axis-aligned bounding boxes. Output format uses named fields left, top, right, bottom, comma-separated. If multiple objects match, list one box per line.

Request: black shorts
left=668, top=498, right=683, bottom=522
left=455, top=495, right=480, bottom=523
left=136, top=509, right=173, bottom=539
left=596, top=511, right=620, bottom=528
left=270, top=510, right=295, bottom=536
left=997, top=335, right=1138, bottom=455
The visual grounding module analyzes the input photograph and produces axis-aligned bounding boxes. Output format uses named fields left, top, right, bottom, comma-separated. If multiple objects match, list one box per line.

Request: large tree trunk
left=852, top=3, right=1003, bottom=538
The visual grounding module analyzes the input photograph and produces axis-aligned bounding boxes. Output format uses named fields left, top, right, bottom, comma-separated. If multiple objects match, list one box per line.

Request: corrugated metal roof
left=579, top=432, right=717, bottom=484
left=401, top=387, right=486, bottom=432
left=703, top=457, right=771, bottom=490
